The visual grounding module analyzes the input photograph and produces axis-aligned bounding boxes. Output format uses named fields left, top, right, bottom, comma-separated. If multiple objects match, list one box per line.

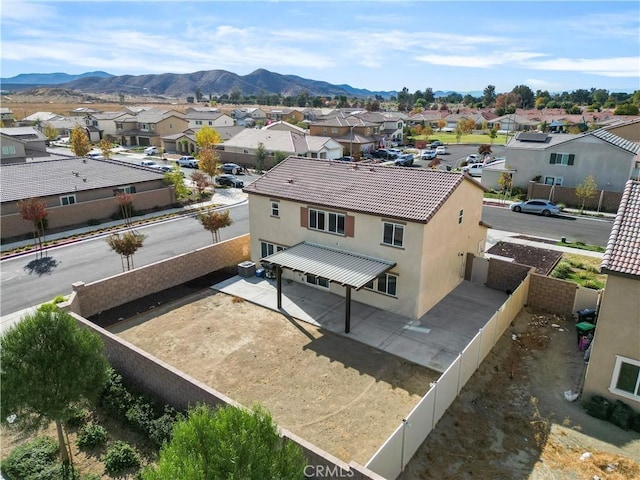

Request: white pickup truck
left=176, top=156, right=198, bottom=168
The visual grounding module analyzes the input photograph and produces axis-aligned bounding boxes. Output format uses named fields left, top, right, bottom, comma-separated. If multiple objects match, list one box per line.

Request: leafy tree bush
left=99, top=368, right=135, bottom=417
left=103, top=441, right=141, bottom=477
left=64, top=406, right=89, bottom=428
left=76, top=423, right=108, bottom=449
left=0, top=436, right=60, bottom=480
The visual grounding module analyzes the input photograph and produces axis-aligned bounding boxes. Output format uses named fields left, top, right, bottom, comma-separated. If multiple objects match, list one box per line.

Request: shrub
left=584, top=395, right=613, bottom=420
left=103, top=441, right=141, bottom=476
left=52, top=295, right=67, bottom=305
left=99, top=368, right=135, bottom=416
left=552, top=261, right=573, bottom=279
left=583, top=279, right=604, bottom=290
left=631, top=414, right=640, bottom=433
left=76, top=422, right=108, bottom=449
left=87, top=218, right=102, bottom=226
left=610, top=400, right=635, bottom=430
left=65, top=406, right=90, bottom=428
left=148, top=406, right=183, bottom=447
left=125, top=399, right=158, bottom=434
left=0, top=436, right=59, bottom=480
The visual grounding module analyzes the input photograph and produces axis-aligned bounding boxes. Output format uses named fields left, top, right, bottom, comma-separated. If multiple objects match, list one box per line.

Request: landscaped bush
left=76, top=423, right=108, bottom=449
left=103, top=441, right=141, bottom=476
left=631, top=413, right=640, bottom=433
left=0, top=436, right=60, bottom=480
left=148, top=406, right=184, bottom=447
left=65, top=406, right=90, bottom=428
left=584, top=395, right=613, bottom=420
left=99, top=368, right=135, bottom=417
left=610, top=400, right=635, bottom=430
left=125, top=399, right=158, bottom=435
left=551, top=261, right=573, bottom=279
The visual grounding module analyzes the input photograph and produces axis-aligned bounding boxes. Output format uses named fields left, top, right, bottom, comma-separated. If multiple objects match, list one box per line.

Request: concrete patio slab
left=213, top=276, right=508, bottom=373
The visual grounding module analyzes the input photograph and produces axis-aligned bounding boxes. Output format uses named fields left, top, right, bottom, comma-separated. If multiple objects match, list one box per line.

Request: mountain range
left=1, top=68, right=481, bottom=99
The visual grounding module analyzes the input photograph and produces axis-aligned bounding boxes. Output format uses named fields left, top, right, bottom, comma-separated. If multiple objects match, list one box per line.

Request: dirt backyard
left=399, top=307, right=640, bottom=480
left=111, top=290, right=439, bottom=465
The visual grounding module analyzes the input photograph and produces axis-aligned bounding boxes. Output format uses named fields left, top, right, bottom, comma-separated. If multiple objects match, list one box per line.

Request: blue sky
left=2, top=0, right=639, bottom=94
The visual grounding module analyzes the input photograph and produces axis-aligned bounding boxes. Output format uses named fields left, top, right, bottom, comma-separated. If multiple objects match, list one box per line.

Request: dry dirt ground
left=399, top=307, right=640, bottom=480
left=111, top=290, right=440, bottom=465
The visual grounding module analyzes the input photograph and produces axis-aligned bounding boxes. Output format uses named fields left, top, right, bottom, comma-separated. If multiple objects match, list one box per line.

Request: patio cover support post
left=345, top=286, right=351, bottom=333
left=276, top=265, right=282, bottom=309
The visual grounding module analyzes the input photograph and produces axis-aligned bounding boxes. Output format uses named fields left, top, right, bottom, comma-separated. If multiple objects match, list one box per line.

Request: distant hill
left=53, top=68, right=397, bottom=99
left=0, top=71, right=114, bottom=85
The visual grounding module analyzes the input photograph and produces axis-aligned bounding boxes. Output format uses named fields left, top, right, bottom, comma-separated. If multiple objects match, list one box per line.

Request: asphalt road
left=1, top=201, right=613, bottom=317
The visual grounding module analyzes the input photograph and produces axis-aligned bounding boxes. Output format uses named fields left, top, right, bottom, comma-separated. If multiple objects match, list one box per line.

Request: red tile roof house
left=583, top=180, right=640, bottom=409
left=243, top=156, right=489, bottom=325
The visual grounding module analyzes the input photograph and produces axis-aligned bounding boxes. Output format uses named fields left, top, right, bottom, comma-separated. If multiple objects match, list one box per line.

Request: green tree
left=255, top=142, right=268, bottom=173
left=18, top=197, right=48, bottom=258
left=614, top=103, right=639, bottom=115
left=106, top=231, right=146, bottom=271
left=489, top=127, right=498, bottom=144
left=70, top=125, right=91, bottom=157
left=197, top=209, right=233, bottom=243
left=141, top=404, right=305, bottom=480
left=165, top=167, right=189, bottom=199
left=1, top=304, right=109, bottom=475
left=482, top=85, right=496, bottom=107
left=273, top=150, right=287, bottom=166
left=575, top=175, right=598, bottom=213
left=511, top=85, right=535, bottom=108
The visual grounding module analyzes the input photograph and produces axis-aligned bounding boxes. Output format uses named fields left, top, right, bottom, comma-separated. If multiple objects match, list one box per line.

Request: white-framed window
left=113, top=185, right=136, bottom=195
left=365, top=273, right=398, bottom=297
left=271, top=201, right=279, bottom=217
left=382, top=222, right=404, bottom=247
left=1, top=145, right=17, bottom=155
left=195, top=120, right=202, bottom=125
left=610, top=355, right=640, bottom=401
left=60, top=194, right=76, bottom=206
left=309, top=209, right=345, bottom=235
left=306, top=274, right=329, bottom=288
left=260, top=241, right=285, bottom=258
left=549, top=153, right=575, bottom=166
left=319, top=152, right=326, bottom=159
left=544, top=176, right=563, bottom=186
left=208, top=121, right=213, bottom=126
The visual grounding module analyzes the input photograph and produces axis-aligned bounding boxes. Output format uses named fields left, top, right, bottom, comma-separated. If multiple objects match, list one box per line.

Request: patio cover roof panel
left=262, top=242, right=395, bottom=289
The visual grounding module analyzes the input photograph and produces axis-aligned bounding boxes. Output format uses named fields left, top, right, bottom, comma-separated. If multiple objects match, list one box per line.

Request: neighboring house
left=0, top=107, right=14, bottom=126
left=184, top=111, right=234, bottom=130
left=488, top=114, right=539, bottom=133
left=309, top=117, right=379, bottom=157
left=480, top=159, right=517, bottom=191
left=353, top=112, right=405, bottom=144
left=267, top=108, right=304, bottom=124
left=115, top=109, right=188, bottom=147
left=47, top=117, right=101, bottom=142
left=0, top=127, right=48, bottom=164
left=161, top=126, right=249, bottom=155
left=0, top=157, right=175, bottom=239
left=583, top=180, right=640, bottom=408
left=85, top=111, right=128, bottom=138
left=604, top=118, right=640, bottom=143
left=231, top=107, right=267, bottom=127
left=21, top=111, right=64, bottom=124
left=220, top=129, right=343, bottom=165
left=243, top=156, right=488, bottom=321
left=263, top=120, right=308, bottom=134
left=504, top=130, right=639, bottom=191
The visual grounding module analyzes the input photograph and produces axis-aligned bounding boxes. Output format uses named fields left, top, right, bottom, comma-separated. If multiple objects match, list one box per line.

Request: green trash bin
left=576, top=322, right=596, bottom=346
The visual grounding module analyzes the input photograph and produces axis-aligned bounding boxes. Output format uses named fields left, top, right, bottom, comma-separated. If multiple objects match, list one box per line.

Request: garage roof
left=263, top=241, right=395, bottom=289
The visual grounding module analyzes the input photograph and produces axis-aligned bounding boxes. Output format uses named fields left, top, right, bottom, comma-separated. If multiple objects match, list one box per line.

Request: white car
left=144, top=146, right=158, bottom=155
left=176, top=155, right=198, bottom=168
left=462, top=163, right=482, bottom=177
left=421, top=150, right=437, bottom=160
left=466, top=154, right=483, bottom=164
left=435, top=146, right=447, bottom=155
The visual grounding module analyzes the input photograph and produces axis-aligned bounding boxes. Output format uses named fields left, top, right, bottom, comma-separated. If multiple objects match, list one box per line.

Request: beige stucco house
left=0, top=127, right=48, bottom=164
left=243, top=157, right=488, bottom=323
left=504, top=129, right=639, bottom=191
left=184, top=110, right=234, bottom=130
left=583, top=180, right=640, bottom=407
left=115, top=109, right=188, bottom=147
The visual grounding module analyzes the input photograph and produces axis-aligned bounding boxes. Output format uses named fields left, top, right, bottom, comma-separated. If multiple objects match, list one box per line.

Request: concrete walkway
left=213, top=276, right=508, bottom=373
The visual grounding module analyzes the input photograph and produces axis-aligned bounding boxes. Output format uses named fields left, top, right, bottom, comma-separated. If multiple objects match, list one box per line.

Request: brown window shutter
left=300, top=207, right=308, bottom=228
left=345, top=215, right=355, bottom=237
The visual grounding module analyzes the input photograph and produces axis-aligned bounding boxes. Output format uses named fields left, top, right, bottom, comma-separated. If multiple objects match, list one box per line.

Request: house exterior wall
left=607, top=122, right=640, bottom=142
left=0, top=136, right=27, bottom=164
left=508, top=136, right=635, bottom=192
left=583, top=275, right=640, bottom=406
left=1, top=184, right=174, bottom=240
left=247, top=181, right=486, bottom=319
left=155, top=117, right=189, bottom=137
left=187, top=114, right=234, bottom=130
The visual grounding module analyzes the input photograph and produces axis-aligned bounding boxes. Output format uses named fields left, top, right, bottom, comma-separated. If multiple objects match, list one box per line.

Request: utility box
left=238, top=261, right=256, bottom=278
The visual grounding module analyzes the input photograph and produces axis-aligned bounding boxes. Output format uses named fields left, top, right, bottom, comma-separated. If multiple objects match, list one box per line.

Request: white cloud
left=527, top=57, right=640, bottom=78
left=525, top=79, right=560, bottom=91
left=415, top=51, right=545, bottom=68
left=1, top=0, right=57, bottom=22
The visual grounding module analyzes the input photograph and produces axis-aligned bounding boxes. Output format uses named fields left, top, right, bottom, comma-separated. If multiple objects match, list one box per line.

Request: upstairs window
left=382, top=222, right=404, bottom=247
left=549, top=153, right=575, bottom=165
left=271, top=201, right=280, bottom=217
left=60, top=194, right=76, bottom=206
left=309, top=209, right=345, bottom=235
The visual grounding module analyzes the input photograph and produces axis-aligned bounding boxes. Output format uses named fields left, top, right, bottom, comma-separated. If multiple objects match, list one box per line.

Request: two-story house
left=309, top=117, right=379, bottom=158
left=84, top=111, right=128, bottom=138
left=243, top=157, right=488, bottom=323
left=115, top=109, right=188, bottom=147
left=0, top=107, right=15, bottom=126
left=267, top=108, right=304, bottom=124
left=582, top=180, right=640, bottom=409
left=184, top=110, right=234, bottom=130
left=501, top=129, right=639, bottom=192
left=353, top=112, right=405, bottom=146
left=231, top=107, right=267, bottom=127
left=0, top=127, right=48, bottom=164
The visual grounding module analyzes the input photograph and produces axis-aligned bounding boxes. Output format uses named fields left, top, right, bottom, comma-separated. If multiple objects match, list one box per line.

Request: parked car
left=221, top=163, right=243, bottom=174
left=87, top=151, right=104, bottom=160
left=435, top=146, right=447, bottom=155
left=394, top=153, right=414, bottom=167
left=430, top=140, right=443, bottom=148
left=216, top=174, right=244, bottom=188
left=462, top=163, right=483, bottom=177
left=140, top=160, right=159, bottom=168
left=144, top=146, right=158, bottom=155
left=510, top=199, right=561, bottom=217
left=421, top=150, right=437, bottom=160
left=176, top=155, right=198, bottom=168
left=152, top=164, right=182, bottom=174
left=466, top=154, right=483, bottom=164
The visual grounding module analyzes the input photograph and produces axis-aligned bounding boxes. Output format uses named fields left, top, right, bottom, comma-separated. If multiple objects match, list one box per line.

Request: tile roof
left=244, top=156, right=478, bottom=223
left=590, top=128, right=640, bottom=155
left=0, top=157, right=165, bottom=203
left=601, top=180, right=640, bottom=278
